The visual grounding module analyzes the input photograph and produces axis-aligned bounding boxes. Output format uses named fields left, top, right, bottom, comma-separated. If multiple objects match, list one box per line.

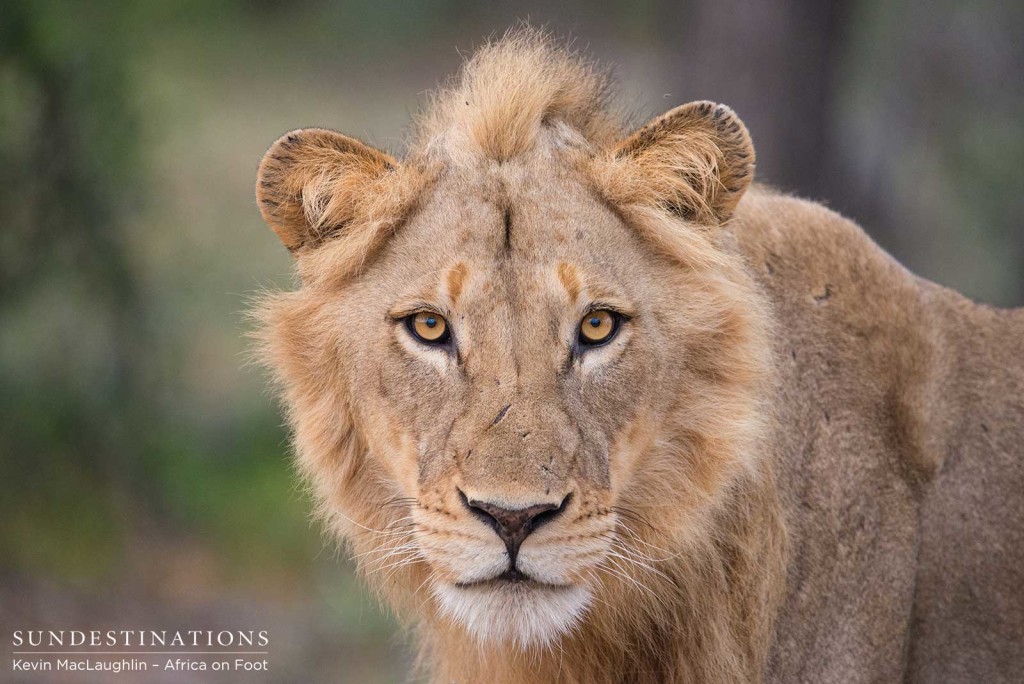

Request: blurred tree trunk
left=651, top=0, right=853, bottom=205
left=648, top=0, right=1022, bottom=305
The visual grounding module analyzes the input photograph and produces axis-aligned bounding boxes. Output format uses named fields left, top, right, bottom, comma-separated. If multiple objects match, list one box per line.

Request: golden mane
left=412, top=27, right=624, bottom=161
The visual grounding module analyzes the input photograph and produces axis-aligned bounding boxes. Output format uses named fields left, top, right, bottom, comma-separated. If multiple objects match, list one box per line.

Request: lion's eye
left=407, top=312, right=450, bottom=345
left=578, top=310, right=619, bottom=346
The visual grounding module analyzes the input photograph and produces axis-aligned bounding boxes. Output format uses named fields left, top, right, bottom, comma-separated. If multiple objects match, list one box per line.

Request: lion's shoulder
left=730, top=186, right=943, bottom=472
left=730, top=181, right=1024, bottom=497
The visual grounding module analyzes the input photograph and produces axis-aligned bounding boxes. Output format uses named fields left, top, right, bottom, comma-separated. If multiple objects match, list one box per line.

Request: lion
left=252, top=30, right=1024, bottom=683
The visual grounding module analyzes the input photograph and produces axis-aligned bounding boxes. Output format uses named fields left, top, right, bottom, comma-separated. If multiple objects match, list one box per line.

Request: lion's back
left=729, top=187, right=1024, bottom=682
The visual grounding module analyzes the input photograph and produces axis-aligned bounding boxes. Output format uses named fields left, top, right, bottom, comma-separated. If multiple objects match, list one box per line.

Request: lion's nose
left=459, top=490, right=572, bottom=565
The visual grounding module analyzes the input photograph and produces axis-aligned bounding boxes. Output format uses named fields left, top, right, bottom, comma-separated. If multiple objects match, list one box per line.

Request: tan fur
left=414, top=30, right=621, bottom=161
left=253, top=28, right=1024, bottom=683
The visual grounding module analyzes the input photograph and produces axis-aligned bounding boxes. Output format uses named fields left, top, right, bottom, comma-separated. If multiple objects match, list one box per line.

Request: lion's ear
left=610, top=101, right=755, bottom=225
left=256, top=128, right=398, bottom=252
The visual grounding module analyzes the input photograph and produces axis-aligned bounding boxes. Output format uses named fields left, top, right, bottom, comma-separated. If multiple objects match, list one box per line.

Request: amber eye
left=407, top=312, right=450, bottom=345
left=578, top=310, right=619, bottom=346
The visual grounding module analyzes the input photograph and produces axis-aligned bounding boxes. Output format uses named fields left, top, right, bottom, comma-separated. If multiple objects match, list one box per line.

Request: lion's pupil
left=426, top=318, right=437, bottom=328
left=589, top=318, right=600, bottom=327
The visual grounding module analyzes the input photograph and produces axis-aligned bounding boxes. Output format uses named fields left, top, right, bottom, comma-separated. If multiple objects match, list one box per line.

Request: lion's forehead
left=385, top=147, right=642, bottom=273
left=377, top=179, right=646, bottom=318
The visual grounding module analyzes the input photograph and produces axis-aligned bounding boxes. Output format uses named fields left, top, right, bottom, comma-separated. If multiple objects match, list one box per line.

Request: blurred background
left=1, top=1, right=1021, bottom=681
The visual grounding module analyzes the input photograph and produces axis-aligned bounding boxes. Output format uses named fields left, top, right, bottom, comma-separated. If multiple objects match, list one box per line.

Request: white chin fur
left=432, top=581, right=592, bottom=649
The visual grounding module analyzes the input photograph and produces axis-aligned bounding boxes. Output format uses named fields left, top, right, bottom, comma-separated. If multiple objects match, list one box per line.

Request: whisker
left=336, top=510, right=420, bottom=537
left=611, top=525, right=683, bottom=562
left=361, top=549, right=421, bottom=573
left=607, top=546, right=674, bottom=585
left=356, top=540, right=420, bottom=562
left=368, top=553, right=423, bottom=579
left=415, top=577, right=440, bottom=614
left=382, top=555, right=424, bottom=583
left=598, top=556, right=660, bottom=603
left=379, top=496, right=420, bottom=511
left=610, top=505, right=658, bottom=535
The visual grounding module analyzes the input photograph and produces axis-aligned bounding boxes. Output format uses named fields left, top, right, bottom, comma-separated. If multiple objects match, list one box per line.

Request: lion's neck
left=422, top=470, right=787, bottom=684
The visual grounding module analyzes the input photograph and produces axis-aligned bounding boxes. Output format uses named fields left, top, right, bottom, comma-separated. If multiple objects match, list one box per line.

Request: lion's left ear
left=605, top=101, right=755, bottom=225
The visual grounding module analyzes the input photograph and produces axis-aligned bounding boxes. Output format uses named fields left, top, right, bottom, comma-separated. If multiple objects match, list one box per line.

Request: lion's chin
left=432, top=579, right=592, bottom=649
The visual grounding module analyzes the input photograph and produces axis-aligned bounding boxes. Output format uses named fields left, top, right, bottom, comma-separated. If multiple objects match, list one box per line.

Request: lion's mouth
left=454, top=568, right=570, bottom=590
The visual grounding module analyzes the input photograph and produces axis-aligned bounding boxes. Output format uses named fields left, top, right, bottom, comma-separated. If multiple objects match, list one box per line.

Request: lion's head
left=255, top=30, right=773, bottom=665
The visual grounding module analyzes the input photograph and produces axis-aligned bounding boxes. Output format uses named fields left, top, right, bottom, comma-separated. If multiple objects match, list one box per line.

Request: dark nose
left=459, top=491, right=571, bottom=566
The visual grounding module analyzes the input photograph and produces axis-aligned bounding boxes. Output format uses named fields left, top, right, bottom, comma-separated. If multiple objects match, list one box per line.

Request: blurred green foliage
left=2, top=0, right=148, bottom=582
left=0, top=0, right=326, bottom=590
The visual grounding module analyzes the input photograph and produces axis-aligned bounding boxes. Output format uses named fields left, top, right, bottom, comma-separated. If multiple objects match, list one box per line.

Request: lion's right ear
left=256, top=128, right=398, bottom=252
left=599, top=101, right=755, bottom=226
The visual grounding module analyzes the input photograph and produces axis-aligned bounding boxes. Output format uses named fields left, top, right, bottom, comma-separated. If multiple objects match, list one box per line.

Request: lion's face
left=332, top=147, right=693, bottom=645
left=256, top=56, right=763, bottom=648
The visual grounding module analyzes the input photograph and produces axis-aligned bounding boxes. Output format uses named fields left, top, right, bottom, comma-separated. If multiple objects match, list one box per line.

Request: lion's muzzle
left=458, top=490, right=572, bottom=581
